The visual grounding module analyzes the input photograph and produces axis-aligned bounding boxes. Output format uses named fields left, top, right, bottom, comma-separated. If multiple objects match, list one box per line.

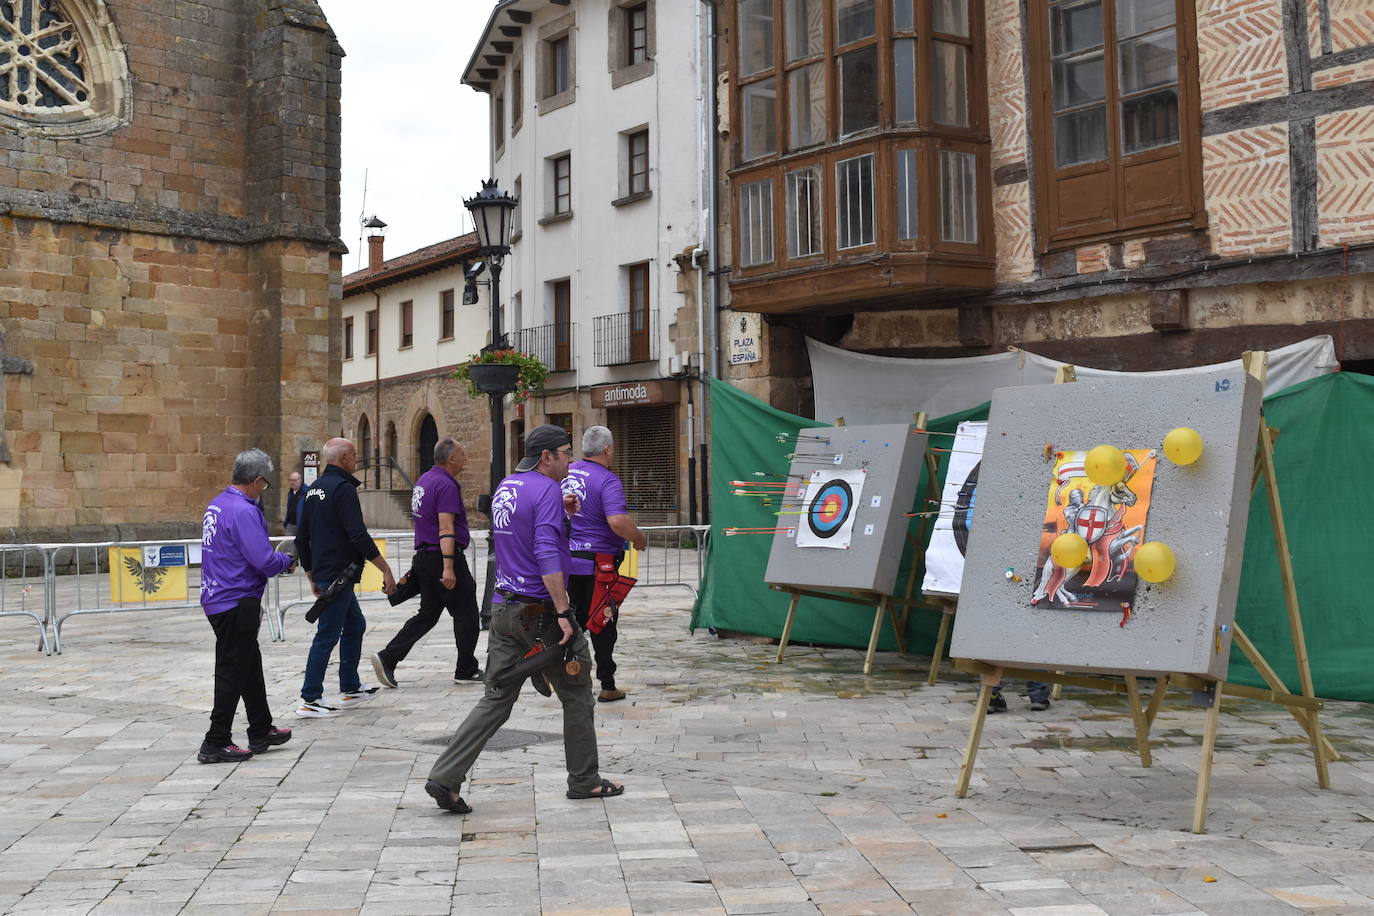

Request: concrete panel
left=764, top=424, right=928, bottom=595
left=950, top=368, right=1263, bottom=679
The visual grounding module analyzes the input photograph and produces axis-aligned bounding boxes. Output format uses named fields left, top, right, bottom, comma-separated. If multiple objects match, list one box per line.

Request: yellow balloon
left=1163, top=426, right=1204, bottom=465
left=1051, top=532, right=1090, bottom=569
left=1084, top=445, right=1126, bottom=486
left=1134, top=541, right=1176, bottom=583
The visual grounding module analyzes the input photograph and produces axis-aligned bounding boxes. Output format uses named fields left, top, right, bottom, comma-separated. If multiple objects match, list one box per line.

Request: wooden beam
left=492, top=41, right=514, bottom=53
left=507, top=9, right=532, bottom=23
left=1192, top=689, right=1222, bottom=834
left=956, top=671, right=1000, bottom=798
left=498, top=25, right=523, bottom=37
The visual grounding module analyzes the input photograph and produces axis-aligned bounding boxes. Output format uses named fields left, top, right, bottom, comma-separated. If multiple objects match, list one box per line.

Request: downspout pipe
left=700, top=0, right=720, bottom=524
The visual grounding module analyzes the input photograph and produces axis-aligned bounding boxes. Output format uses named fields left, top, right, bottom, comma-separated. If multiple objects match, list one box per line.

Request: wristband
left=556, top=611, right=574, bottom=619
left=442, top=554, right=456, bottom=560
left=438, top=533, right=457, bottom=540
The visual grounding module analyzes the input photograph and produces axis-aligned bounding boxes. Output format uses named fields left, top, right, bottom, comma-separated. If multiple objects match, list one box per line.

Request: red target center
left=818, top=494, right=844, bottom=522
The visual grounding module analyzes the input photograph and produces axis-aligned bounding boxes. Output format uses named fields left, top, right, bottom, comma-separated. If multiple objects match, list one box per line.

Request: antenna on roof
left=356, top=168, right=369, bottom=272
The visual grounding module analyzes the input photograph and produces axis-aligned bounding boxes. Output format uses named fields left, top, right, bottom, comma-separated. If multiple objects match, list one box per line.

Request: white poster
left=795, top=469, right=867, bottom=550
left=921, top=421, right=987, bottom=596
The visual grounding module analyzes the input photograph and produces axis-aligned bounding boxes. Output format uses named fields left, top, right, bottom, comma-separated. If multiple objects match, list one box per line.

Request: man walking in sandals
left=423, top=424, right=624, bottom=814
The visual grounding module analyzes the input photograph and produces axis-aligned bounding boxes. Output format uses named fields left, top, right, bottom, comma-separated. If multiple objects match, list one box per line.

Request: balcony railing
left=513, top=322, right=574, bottom=372
left=593, top=310, right=657, bottom=367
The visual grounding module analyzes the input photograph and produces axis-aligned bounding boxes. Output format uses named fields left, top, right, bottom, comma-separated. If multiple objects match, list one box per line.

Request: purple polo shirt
left=491, top=470, right=570, bottom=601
left=411, top=465, right=469, bottom=549
left=200, top=486, right=294, bottom=615
left=562, top=460, right=629, bottom=575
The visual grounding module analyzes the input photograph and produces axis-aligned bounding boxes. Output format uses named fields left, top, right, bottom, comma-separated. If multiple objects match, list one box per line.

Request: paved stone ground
left=3, top=588, right=1374, bottom=915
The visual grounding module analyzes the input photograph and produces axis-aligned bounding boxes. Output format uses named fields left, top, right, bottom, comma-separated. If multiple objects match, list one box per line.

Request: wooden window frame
left=626, top=262, right=651, bottom=363
left=512, top=62, right=523, bottom=134
left=399, top=299, right=413, bottom=349
left=365, top=309, right=378, bottom=357
left=343, top=315, right=354, bottom=360
left=1027, top=0, right=1204, bottom=252
left=627, top=3, right=649, bottom=64
left=728, top=0, right=991, bottom=277
left=627, top=128, right=650, bottom=195
left=493, top=93, right=505, bottom=158
left=552, top=278, right=572, bottom=372
left=440, top=289, right=455, bottom=341
left=553, top=154, right=572, bottom=216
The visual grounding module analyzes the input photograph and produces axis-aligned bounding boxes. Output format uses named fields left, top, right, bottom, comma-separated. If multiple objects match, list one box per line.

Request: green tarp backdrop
left=690, top=373, right=1374, bottom=702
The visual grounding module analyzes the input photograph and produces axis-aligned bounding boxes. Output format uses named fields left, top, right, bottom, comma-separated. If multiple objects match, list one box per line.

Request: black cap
left=515, top=424, right=573, bottom=472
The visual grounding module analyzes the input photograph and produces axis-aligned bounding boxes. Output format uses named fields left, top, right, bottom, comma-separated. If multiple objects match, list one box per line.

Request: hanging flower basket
left=453, top=349, right=549, bottom=403
left=467, top=363, right=521, bottom=393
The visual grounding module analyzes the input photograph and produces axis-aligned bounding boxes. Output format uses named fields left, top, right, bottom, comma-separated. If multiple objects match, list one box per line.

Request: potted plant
left=453, top=348, right=549, bottom=403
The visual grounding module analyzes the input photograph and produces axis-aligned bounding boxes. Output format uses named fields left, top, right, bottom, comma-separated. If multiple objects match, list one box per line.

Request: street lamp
left=463, top=179, right=519, bottom=618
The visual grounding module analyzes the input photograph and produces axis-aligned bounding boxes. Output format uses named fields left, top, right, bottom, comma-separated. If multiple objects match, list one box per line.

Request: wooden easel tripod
left=951, top=351, right=1333, bottom=834
left=772, top=412, right=951, bottom=679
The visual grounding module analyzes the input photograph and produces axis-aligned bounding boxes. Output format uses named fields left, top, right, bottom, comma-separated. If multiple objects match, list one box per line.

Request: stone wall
left=0, top=0, right=344, bottom=543
left=341, top=373, right=492, bottom=524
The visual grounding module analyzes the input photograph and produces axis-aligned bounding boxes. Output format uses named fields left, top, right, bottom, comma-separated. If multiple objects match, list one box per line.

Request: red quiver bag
left=587, top=552, right=635, bottom=634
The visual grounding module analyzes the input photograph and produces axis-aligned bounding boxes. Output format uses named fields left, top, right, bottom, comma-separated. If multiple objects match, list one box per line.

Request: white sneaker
left=295, top=699, right=341, bottom=718
left=337, top=687, right=379, bottom=708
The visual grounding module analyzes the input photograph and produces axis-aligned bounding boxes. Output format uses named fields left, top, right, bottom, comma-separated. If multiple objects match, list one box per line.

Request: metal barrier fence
left=1, top=544, right=52, bottom=654
left=266, top=531, right=485, bottom=641
left=5, top=524, right=707, bottom=654
left=635, top=525, right=709, bottom=597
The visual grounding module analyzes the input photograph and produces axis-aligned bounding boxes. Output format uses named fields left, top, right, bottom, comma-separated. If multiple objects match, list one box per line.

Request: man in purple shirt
left=424, top=425, right=624, bottom=814
left=198, top=448, right=297, bottom=763
left=562, top=426, right=646, bottom=702
left=371, top=437, right=482, bottom=687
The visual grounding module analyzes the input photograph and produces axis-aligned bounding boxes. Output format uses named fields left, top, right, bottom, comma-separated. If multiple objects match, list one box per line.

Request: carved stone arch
left=0, top=0, right=132, bottom=138
left=400, top=383, right=446, bottom=478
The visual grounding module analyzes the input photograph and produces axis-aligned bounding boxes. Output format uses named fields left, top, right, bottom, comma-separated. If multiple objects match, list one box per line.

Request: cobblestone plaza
left=3, top=588, right=1374, bottom=914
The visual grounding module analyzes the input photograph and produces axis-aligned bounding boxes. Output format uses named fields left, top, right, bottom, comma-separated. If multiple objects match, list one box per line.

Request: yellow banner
left=108, top=547, right=188, bottom=604
left=358, top=539, right=387, bottom=593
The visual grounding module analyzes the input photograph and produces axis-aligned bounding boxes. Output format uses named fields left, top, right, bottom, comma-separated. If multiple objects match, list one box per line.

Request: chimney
left=362, top=215, right=388, bottom=272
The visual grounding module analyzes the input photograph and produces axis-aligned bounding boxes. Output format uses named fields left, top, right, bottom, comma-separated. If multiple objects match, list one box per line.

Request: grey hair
left=434, top=436, right=462, bottom=466
left=582, top=425, right=613, bottom=457
left=231, top=448, right=274, bottom=485
left=322, top=439, right=353, bottom=465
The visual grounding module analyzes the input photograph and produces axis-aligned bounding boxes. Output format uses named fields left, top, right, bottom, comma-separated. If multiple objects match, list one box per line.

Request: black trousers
left=205, top=598, right=273, bottom=746
left=568, top=572, right=618, bottom=689
left=378, top=551, right=481, bottom=677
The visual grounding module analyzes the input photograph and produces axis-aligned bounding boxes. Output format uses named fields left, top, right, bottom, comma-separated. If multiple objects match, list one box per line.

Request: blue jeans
left=300, top=582, right=366, bottom=702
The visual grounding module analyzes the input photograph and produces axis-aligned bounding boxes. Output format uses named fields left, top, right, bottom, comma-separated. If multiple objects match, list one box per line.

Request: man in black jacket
left=294, top=437, right=396, bottom=717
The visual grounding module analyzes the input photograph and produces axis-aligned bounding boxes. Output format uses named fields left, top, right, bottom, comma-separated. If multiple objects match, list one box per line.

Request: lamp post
left=463, top=180, right=519, bottom=617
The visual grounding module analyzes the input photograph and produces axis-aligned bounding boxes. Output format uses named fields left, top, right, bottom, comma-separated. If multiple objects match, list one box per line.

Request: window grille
left=835, top=153, right=875, bottom=249
left=939, top=150, right=977, bottom=242
left=896, top=149, right=918, bottom=240
left=786, top=167, right=822, bottom=258
left=0, top=1, right=89, bottom=113
left=738, top=178, right=774, bottom=267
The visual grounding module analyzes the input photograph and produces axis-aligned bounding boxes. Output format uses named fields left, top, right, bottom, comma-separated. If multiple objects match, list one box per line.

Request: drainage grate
left=420, top=728, right=558, bottom=751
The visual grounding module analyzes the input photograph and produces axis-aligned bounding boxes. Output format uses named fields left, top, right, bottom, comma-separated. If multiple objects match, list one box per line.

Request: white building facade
left=339, top=232, right=495, bottom=529
left=465, top=0, right=715, bottom=524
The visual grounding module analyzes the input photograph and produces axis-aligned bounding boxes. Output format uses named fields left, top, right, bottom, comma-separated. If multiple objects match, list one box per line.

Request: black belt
left=572, top=550, right=624, bottom=561
left=495, top=588, right=553, bottom=610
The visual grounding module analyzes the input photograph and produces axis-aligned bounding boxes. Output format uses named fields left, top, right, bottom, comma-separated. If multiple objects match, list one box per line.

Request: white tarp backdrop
left=807, top=335, right=1339, bottom=425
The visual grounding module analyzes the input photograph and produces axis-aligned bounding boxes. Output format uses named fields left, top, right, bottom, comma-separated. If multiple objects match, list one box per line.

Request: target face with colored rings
left=808, top=479, right=854, bottom=538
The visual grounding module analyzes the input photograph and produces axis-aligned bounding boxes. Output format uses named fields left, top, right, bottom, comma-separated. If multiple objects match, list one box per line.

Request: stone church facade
left=0, top=0, right=344, bottom=542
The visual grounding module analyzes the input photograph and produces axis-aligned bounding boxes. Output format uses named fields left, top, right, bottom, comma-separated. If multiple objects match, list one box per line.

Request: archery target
left=922, top=421, right=988, bottom=597
left=796, top=469, right=866, bottom=549
left=808, top=479, right=853, bottom=538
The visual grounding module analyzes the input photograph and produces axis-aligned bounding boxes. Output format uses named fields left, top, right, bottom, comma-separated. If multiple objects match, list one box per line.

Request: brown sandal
left=566, top=778, right=625, bottom=799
